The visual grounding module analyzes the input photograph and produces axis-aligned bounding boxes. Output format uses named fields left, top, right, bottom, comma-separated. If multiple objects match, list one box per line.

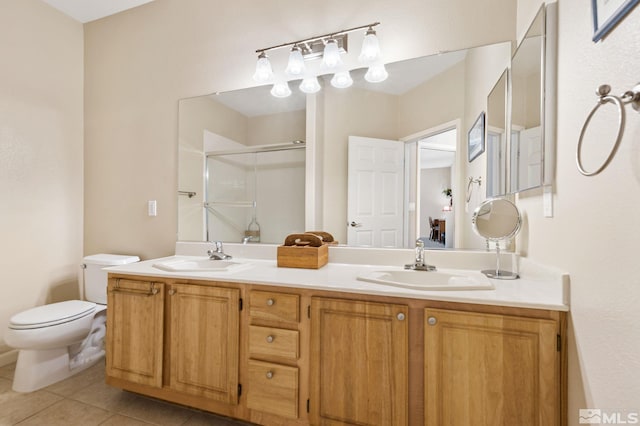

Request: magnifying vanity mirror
left=471, top=198, right=522, bottom=279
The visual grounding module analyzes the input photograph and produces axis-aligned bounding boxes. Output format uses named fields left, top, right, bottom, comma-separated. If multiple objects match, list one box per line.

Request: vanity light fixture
left=331, top=70, right=353, bottom=88
left=322, top=38, right=343, bottom=68
left=252, top=52, right=273, bottom=83
left=285, top=45, right=306, bottom=76
left=299, top=76, right=322, bottom=94
left=270, top=81, right=292, bottom=98
left=364, top=63, right=389, bottom=83
left=359, top=26, right=382, bottom=63
left=253, top=22, right=384, bottom=97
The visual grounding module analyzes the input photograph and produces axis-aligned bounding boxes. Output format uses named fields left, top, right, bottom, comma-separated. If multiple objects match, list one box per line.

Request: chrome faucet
left=208, top=241, right=232, bottom=260
left=405, top=239, right=436, bottom=271
left=242, top=235, right=254, bottom=244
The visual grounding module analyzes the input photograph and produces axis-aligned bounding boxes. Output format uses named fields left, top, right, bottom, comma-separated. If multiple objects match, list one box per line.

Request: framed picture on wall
left=468, top=111, right=485, bottom=163
left=592, top=0, right=640, bottom=42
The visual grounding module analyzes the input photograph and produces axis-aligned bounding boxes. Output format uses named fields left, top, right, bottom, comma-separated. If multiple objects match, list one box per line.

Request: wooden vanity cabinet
left=106, top=274, right=566, bottom=426
left=309, top=297, right=409, bottom=426
left=167, top=283, right=240, bottom=404
left=106, top=278, right=165, bottom=387
left=424, top=308, right=562, bottom=426
left=106, top=276, right=241, bottom=410
left=246, top=290, right=302, bottom=421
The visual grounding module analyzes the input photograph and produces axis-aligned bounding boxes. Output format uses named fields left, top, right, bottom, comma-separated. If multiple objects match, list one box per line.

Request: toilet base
left=12, top=347, right=104, bottom=392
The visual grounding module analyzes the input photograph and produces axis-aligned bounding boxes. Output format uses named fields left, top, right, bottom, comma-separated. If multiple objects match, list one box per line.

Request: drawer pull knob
left=266, top=371, right=274, bottom=379
left=427, top=316, right=437, bottom=326
left=266, top=298, right=275, bottom=306
left=397, top=312, right=406, bottom=321
left=168, top=289, right=176, bottom=295
left=266, top=335, right=275, bottom=343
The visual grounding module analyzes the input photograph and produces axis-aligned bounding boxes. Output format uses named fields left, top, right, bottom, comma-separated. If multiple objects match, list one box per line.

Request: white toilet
left=4, top=254, right=139, bottom=392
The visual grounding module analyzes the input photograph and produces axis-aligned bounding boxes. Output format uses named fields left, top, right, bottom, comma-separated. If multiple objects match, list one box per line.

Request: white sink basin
left=357, top=269, right=494, bottom=291
left=152, top=257, right=251, bottom=273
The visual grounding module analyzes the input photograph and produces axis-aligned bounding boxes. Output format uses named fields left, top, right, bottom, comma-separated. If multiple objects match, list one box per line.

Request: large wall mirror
left=178, top=11, right=555, bottom=250
left=178, top=41, right=516, bottom=249
left=510, top=4, right=556, bottom=193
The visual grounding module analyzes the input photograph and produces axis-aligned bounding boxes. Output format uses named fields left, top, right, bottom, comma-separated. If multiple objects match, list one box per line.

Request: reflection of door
left=512, top=126, right=541, bottom=191
left=347, top=136, right=404, bottom=247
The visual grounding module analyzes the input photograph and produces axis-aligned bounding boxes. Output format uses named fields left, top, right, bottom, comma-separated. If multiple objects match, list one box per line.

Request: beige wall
left=0, top=0, right=84, bottom=356
left=515, top=0, right=640, bottom=421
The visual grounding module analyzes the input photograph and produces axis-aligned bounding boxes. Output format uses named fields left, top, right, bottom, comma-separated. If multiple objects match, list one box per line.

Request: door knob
left=349, top=221, right=363, bottom=227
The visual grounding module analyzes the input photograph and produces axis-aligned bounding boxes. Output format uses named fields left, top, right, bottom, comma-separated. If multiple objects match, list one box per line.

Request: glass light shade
left=322, top=39, right=343, bottom=68
left=359, top=31, right=381, bottom=63
left=270, top=81, right=292, bottom=98
left=299, top=77, right=321, bottom=94
left=330, top=71, right=353, bottom=89
left=364, top=63, right=389, bottom=83
left=285, top=46, right=306, bottom=76
left=253, top=53, right=273, bottom=82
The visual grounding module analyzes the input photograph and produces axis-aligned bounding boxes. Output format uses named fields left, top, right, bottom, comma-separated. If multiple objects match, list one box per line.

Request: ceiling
left=41, top=0, right=155, bottom=23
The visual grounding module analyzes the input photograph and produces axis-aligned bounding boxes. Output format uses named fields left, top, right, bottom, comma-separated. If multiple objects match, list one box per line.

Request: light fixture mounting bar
left=255, top=22, right=380, bottom=54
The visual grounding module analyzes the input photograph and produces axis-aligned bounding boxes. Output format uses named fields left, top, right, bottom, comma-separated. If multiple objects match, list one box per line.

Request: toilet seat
left=9, top=301, right=96, bottom=330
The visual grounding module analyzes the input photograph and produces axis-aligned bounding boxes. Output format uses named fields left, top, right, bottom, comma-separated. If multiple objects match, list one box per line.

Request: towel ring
left=576, top=83, right=640, bottom=177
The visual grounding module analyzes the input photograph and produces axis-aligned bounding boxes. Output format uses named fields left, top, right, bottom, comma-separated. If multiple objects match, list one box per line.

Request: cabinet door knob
left=266, top=298, right=275, bottom=306
left=168, top=289, right=176, bottom=295
left=397, top=313, right=406, bottom=321
left=266, top=335, right=275, bottom=343
left=427, top=316, right=437, bottom=326
left=266, top=371, right=274, bottom=379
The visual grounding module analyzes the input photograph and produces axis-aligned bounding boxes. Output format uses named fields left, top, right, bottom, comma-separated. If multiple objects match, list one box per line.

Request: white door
left=347, top=136, right=404, bottom=247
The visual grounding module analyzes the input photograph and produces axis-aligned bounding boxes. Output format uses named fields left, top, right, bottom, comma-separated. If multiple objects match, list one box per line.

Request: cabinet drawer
left=249, top=325, right=299, bottom=360
left=249, top=290, right=299, bottom=323
left=247, top=360, right=299, bottom=419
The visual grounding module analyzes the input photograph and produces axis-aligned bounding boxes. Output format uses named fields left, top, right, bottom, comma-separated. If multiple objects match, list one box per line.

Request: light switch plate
left=148, top=200, right=157, bottom=217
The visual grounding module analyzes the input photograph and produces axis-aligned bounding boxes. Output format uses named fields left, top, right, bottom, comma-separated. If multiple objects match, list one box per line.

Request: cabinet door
left=310, top=297, right=408, bottom=426
left=168, top=283, right=240, bottom=404
left=106, top=278, right=164, bottom=387
left=424, top=308, right=559, bottom=426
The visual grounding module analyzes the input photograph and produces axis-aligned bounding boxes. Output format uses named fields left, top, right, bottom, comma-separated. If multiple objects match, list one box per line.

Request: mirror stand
left=481, top=243, right=518, bottom=279
left=472, top=198, right=522, bottom=280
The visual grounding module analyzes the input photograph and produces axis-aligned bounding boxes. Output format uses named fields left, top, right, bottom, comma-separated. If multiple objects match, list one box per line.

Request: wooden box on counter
left=277, top=244, right=328, bottom=269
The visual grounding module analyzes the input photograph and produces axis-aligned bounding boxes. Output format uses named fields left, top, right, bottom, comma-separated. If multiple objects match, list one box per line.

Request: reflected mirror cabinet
left=177, top=3, right=556, bottom=248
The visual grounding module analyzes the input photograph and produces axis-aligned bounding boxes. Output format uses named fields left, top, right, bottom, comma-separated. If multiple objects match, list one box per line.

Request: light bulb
left=253, top=52, right=273, bottom=82
left=270, top=81, right=292, bottom=98
left=299, top=77, right=321, bottom=94
left=364, top=63, right=388, bottom=83
left=331, top=71, right=353, bottom=89
left=322, top=39, right=343, bottom=68
left=285, top=46, right=306, bottom=76
left=359, top=28, right=381, bottom=63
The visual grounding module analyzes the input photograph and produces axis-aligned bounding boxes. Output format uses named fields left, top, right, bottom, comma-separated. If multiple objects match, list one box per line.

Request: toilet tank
left=82, top=254, right=140, bottom=304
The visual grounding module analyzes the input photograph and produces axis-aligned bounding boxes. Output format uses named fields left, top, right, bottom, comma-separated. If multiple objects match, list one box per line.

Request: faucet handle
left=415, top=239, right=424, bottom=248
left=214, top=241, right=223, bottom=252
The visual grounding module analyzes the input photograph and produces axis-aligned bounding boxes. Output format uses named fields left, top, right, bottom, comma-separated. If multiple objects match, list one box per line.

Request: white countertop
left=106, top=250, right=569, bottom=312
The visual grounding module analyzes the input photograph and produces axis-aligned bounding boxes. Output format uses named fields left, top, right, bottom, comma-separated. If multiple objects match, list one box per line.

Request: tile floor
left=0, top=362, right=253, bottom=426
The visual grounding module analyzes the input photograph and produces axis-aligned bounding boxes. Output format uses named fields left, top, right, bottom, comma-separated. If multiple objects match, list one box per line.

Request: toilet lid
left=9, top=300, right=96, bottom=330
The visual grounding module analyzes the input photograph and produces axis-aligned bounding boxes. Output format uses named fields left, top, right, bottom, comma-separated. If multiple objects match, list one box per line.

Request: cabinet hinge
left=307, top=399, right=310, bottom=413
left=307, top=305, right=311, bottom=319
left=557, top=334, right=561, bottom=351
left=238, top=383, right=242, bottom=397
left=239, top=298, right=243, bottom=311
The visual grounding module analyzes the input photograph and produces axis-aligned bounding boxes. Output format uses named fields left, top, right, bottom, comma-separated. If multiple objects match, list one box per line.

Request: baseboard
left=0, top=349, right=18, bottom=367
